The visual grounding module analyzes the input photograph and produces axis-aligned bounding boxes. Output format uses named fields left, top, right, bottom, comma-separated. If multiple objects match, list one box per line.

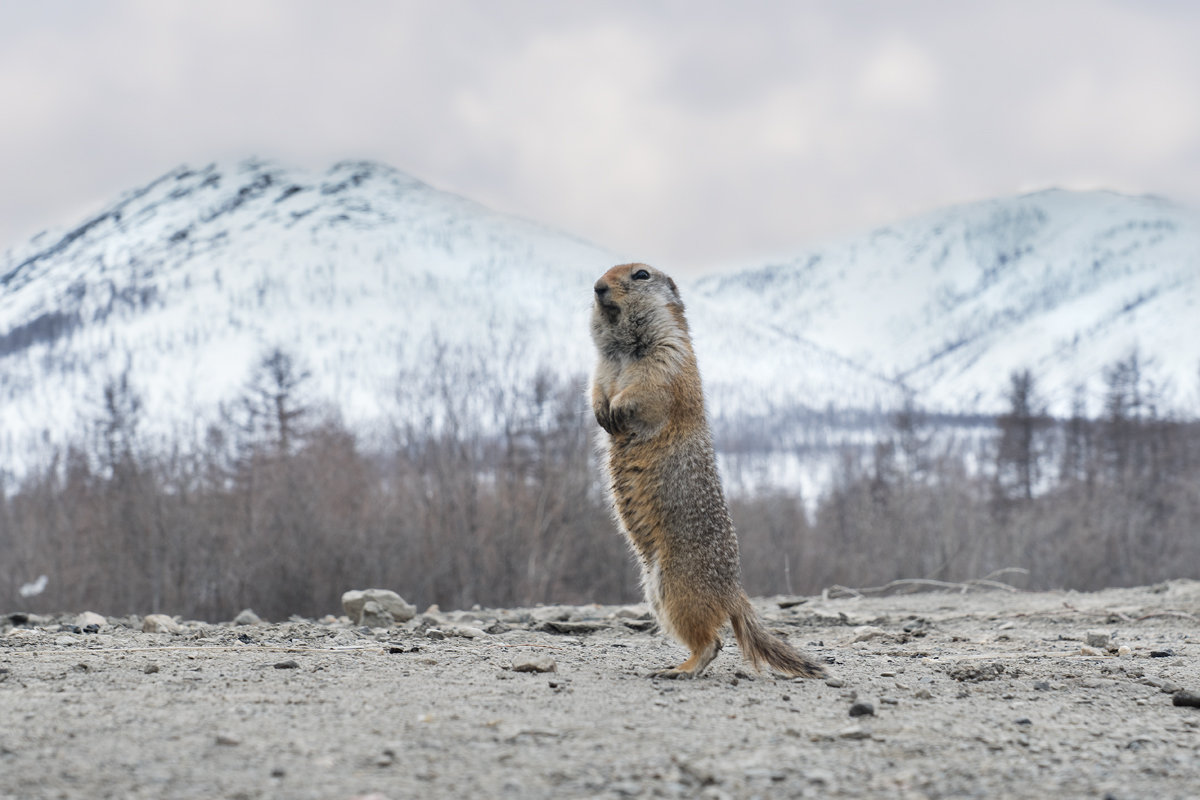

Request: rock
left=914, top=688, right=933, bottom=700
left=947, top=661, right=1009, bottom=682
left=824, top=677, right=846, bottom=688
left=511, top=654, right=557, bottom=673
left=1080, top=645, right=1103, bottom=656
left=425, top=628, right=446, bottom=640
left=215, top=733, right=240, bottom=746
left=142, top=614, right=182, bottom=634
left=274, top=659, right=300, bottom=670
left=75, top=611, right=107, bottom=628
left=538, top=620, right=607, bottom=634
left=1086, top=631, right=1111, bottom=649
left=358, top=601, right=395, bottom=629
left=849, top=701, right=875, bottom=717
left=1173, top=690, right=1200, bottom=708
left=341, top=589, right=416, bottom=625
left=1117, top=645, right=1132, bottom=657
left=233, top=609, right=263, bottom=626
left=143, top=663, right=159, bottom=674
left=450, top=625, right=486, bottom=639
left=852, top=625, right=888, bottom=643
left=838, top=725, right=872, bottom=740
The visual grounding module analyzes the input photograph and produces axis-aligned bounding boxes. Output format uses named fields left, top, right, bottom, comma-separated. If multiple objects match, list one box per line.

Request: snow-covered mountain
left=2, top=158, right=1198, bottom=475
left=697, top=189, right=1200, bottom=415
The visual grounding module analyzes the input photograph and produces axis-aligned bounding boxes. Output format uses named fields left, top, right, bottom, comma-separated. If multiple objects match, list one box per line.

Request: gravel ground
left=2, top=580, right=1198, bottom=799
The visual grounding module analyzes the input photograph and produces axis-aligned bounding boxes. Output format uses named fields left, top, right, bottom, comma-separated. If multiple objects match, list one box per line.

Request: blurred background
left=2, top=1, right=1198, bottom=620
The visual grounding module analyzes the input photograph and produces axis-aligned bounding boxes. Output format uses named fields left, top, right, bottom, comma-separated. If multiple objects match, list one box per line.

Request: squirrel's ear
left=667, top=276, right=679, bottom=297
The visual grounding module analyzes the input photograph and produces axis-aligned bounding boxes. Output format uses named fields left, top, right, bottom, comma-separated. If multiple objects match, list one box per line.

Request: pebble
left=358, top=601, right=395, bottom=629
left=824, top=677, right=846, bottom=688
left=849, top=701, right=875, bottom=717
left=852, top=626, right=888, bottom=643
left=1079, top=645, right=1103, bottom=656
left=142, top=614, right=182, bottom=634
left=511, top=654, right=557, bottom=673
left=449, top=625, right=486, bottom=639
left=215, top=734, right=240, bottom=746
left=273, top=659, right=300, bottom=670
left=1086, top=631, right=1111, bottom=649
left=75, top=611, right=107, bottom=628
left=341, top=589, right=416, bottom=625
left=143, top=663, right=160, bottom=674
left=425, top=628, right=446, bottom=640
left=233, top=609, right=263, bottom=626
left=1173, top=690, right=1200, bottom=708
left=838, top=725, right=872, bottom=740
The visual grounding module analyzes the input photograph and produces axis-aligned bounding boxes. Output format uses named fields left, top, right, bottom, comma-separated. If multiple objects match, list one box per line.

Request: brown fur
left=590, top=263, right=826, bottom=679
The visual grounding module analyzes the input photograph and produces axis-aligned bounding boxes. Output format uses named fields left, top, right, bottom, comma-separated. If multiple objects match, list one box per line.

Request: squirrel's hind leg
left=651, top=636, right=722, bottom=679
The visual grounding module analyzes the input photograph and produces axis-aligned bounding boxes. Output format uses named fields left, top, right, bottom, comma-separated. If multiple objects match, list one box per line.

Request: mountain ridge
left=2, top=158, right=1197, bottom=475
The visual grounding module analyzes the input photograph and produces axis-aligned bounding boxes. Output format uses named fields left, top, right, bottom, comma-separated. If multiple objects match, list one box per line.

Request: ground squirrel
left=590, top=263, right=827, bottom=679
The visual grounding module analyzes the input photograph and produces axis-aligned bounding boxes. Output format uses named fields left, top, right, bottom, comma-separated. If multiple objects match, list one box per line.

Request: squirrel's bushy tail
left=729, top=593, right=827, bottom=679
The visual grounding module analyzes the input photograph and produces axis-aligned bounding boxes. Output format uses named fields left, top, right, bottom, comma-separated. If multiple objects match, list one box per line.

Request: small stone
left=511, top=654, right=557, bottom=673
left=1080, top=645, right=1102, bottom=656
left=1150, top=649, right=1175, bottom=658
left=838, top=725, right=872, bottom=740
left=1033, top=681, right=1051, bottom=691
left=450, top=625, right=486, bottom=639
left=233, top=609, right=263, bottom=626
left=358, top=601, right=395, bottom=629
left=852, top=626, right=887, bottom=643
left=1173, top=690, right=1200, bottom=708
left=425, top=628, right=446, bottom=640
left=824, top=677, right=846, bottom=688
left=273, top=659, right=300, bottom=670
left=914, top=688, right=933, bottom=700
left=142, top=614, right=182, bottom=634
left=1117, top=646, right=1132, bottom=657
left=341, top=589, right=416, bottom=625
left=143, top=663, right=160, bottom=674
left=849, top=701, right=875, bottom=717
left=1086, top=631, right=1110, bottom=649
left=215, top=734, right=240, bottom=746
left=75, top=612, right=107, bottom=628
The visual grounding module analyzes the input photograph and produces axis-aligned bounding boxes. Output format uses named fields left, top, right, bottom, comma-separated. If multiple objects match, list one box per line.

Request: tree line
left=1, top=347, right=1197, bottom=620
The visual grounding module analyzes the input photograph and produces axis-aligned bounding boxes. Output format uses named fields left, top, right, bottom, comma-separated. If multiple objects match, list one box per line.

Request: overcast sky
left=2, top=0, right=1198, bottom=274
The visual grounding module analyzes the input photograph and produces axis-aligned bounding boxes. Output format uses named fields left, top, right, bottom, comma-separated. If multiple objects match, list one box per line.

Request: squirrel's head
left=591, top=263, right=689, bottom=356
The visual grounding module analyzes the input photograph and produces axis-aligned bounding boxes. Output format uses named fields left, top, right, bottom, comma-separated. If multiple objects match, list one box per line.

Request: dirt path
left=3, top=581, right=1198, bottom=799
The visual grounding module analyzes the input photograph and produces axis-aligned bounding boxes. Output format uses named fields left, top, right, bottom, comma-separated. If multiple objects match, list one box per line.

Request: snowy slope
left=0, top=159, right=618, bottom=465
left=695, top=190, right=1200, bottom=414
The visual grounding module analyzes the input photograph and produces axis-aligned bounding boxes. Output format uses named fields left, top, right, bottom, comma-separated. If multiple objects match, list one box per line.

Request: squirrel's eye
left=632, top=269, right=650, bottom=281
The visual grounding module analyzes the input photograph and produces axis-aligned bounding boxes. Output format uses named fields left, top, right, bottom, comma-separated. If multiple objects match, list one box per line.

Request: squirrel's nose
left=594, top=280, right=610, bottom=297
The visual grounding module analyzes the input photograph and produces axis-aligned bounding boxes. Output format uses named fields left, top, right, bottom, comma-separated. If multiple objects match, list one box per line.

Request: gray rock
left=1173, top=690, right=1200, bottom=708
left=358, top=601, right=395, bottom=629
left=341, top=589, right=416, bottom=625
left=233, top=609, right=263, bottom=626
left=75, top=611, right=107, bottom=628
left=1086, top=630, right=1111, bottom=649
left=142, top=614, right=182, bottom=634
left=425, top=628, right=446, bottom=640
left=511, top=654, right=557, bottom=673
left=849, top=701, right=875, bottom=717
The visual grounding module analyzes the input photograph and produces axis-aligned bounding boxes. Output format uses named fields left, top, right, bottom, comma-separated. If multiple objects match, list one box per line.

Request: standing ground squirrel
left=590, top=262, right=827, bottom=679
